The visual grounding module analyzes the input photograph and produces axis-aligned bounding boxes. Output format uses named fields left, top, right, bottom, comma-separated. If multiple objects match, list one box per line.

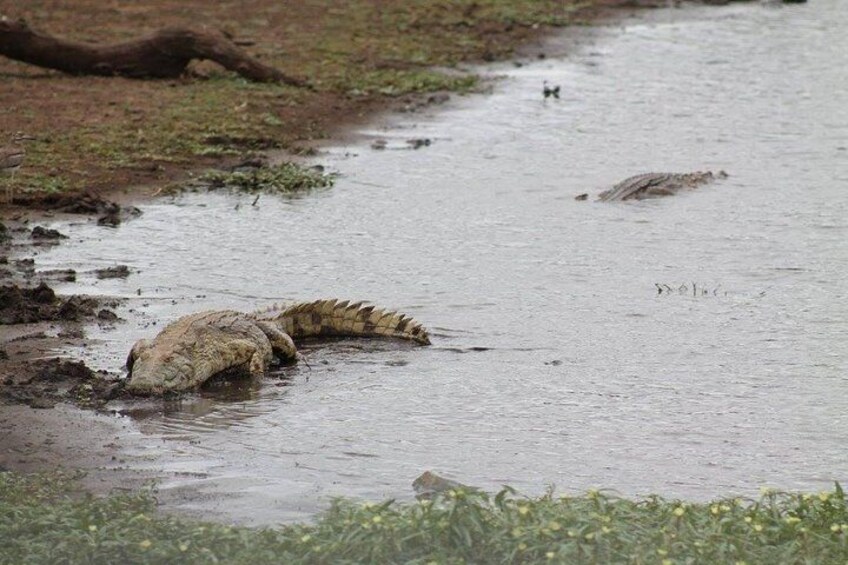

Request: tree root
left=0, top=16, right=307, bottom=86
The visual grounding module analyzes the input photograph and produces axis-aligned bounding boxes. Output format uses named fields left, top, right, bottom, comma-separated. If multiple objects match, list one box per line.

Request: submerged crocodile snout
left=126, top=349, right=194, bottom=395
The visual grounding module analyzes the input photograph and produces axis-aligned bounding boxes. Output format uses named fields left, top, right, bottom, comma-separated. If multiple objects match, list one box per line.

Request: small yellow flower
left=362, top=502, right=375, bottom=509
left=735, top=561, right=747, bottom=565
left=314, top=546, right=322, bottom=552
left=584, top=532, right=595, bottom=541
left=662, top=560, right=673, bottom=565
left=785, top=516, right=801, bottom=525
left=518, top=543, right=527, bottom=551
left=744, top=516, right=753, bottom=524
left=802, top=494, right=812, bottom=501
left=587, top=489, right=599, bottom=498
left=139, top=540, right=152, bottom=549
left=546, top=551, right=555, bottom=559
left=720, top=504, right=731, bottom=512
left=567, top=530, right=576, bottom=537
left=673, top=506, right=685, bottom=517
left=657, top=548, right=668, bottom=556
left=518, top=506, right=530, bottom=516
left=830, top=524, right=840, bottom=533
left=753, top=524, right=763, bottom=532
left=602, top=526, right=612, bottom=534
left=549, top=521, right=561, bottom=531
left=759, top=486, right=774, bottom=496
left=710, top=505, right=720, bottom=515
left=818, top=492, right=830, bottom=502
left=301, top=534, right=312, bottom=543
left=842, top=524, right=848, bottom=532
left=179, top=543, right=189, bottom=552
left=372, top=515, right=382, bottom=524
left=512, top=527, right=523, bottom=538
left=88, top=525, right=97, bottom=532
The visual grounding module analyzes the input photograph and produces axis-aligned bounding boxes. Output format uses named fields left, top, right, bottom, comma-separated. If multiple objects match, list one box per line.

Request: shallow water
left=40, top=1, right=847, bottom=524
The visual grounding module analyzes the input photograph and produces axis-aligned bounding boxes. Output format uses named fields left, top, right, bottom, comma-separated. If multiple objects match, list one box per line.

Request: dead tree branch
left=0, top=17, right=307, bottom=86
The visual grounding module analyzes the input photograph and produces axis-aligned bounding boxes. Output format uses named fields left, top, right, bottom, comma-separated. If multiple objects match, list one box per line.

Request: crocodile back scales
left=598, top=171, right=718, bottom=202
left=252, top=299, right=431, bottom=345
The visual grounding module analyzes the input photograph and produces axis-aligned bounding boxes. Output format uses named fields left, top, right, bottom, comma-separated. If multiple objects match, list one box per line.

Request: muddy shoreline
left=2, top=0, right=758, bottom=514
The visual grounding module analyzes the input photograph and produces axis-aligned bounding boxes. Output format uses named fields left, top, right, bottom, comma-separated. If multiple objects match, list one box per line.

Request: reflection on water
left=40, top=1, right=848, bottom=524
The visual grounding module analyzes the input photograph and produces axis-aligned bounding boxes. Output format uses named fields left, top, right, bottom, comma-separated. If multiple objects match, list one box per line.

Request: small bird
left=1, top=132, right=33, bottom=204
left=543, top=81, right=561, bottom=99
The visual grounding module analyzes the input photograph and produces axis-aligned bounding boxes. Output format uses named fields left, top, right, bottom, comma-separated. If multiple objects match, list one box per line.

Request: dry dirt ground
left=0, top=0, right=667, bottom=206
left=0, top=0, right=738, bottom=500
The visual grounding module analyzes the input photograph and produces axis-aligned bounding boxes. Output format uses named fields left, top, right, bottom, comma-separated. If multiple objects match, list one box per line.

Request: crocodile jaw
left=126, top=348, right=197, bottom=395
left=126, top=333, right=265, bottom=395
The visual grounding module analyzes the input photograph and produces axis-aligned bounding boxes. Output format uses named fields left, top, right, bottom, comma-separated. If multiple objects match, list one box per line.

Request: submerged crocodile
left=126, top=299, right=430, bottom=395
left=597, top=171, right=727, bottom=202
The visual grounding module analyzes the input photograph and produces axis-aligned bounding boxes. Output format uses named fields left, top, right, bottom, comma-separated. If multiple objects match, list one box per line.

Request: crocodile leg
left=255, top=320, right=298, bottom=363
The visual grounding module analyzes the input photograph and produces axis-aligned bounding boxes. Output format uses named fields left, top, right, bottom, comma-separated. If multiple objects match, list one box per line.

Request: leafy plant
left=3, top=471, right=847, bottom=564
left=198, top=163, right=334, bottom=194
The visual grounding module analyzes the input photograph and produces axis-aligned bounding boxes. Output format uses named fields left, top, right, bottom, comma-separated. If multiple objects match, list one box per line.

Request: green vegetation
left=197, top=163, right=335, bottom=195
left=3, top=471, right=847, bottom=564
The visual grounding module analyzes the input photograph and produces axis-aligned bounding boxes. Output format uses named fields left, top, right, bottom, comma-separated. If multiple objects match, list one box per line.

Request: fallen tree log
left=0, top=17, right=307, bottom=86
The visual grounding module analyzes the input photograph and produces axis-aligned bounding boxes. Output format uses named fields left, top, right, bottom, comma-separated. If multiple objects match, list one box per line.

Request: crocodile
left=597, top=171, right=727, bottom=202
left=125, top=299, right=430, bottom=395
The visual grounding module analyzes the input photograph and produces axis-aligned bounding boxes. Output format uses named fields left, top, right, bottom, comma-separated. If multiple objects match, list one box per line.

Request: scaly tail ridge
left=253, top=299, right=430, bottom=345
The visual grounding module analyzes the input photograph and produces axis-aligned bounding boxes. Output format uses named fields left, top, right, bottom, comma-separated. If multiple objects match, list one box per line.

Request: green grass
left=196, top=162, right=335, bottom=195
left=2, top=471, right=847, bottom=564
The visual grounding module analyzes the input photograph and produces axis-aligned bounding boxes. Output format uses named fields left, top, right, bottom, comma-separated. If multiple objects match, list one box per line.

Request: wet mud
left=0, top=282, right=109, bottom=325
left=0, top=357, right=122, bottom=410
left=0, top=195, right=138, bottom=415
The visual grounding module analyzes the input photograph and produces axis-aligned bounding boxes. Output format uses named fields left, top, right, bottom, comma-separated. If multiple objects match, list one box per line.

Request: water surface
left=41, top=1, right=847, bottom=524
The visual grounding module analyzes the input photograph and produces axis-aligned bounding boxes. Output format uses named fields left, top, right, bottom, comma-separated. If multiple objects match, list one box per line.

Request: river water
left=40, top=1, right=847, bottom=524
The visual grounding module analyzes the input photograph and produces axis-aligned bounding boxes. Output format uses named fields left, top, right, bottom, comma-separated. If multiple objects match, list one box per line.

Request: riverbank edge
left=0, top=0, right=667, bottom=213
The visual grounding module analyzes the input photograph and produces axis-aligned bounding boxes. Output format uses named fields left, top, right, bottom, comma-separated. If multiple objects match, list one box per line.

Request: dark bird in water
left=543, top=82, right=560, bottom=99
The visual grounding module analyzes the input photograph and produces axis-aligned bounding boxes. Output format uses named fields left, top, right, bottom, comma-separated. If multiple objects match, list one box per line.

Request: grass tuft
left=2, top=471, right=848, bottom=564
left=198, top=163, right=335, bottom=195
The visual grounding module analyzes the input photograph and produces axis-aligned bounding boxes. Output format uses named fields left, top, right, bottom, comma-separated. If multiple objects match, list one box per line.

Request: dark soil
left=1, top=195, right=130, bottom=414
left=0, top=277, right=125, bottom=411
left=0, top=357, right=124, bottom=410
left=0, top=282, right=113, bottom=325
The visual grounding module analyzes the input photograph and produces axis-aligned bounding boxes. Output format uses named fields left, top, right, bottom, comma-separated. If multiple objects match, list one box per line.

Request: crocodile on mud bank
left=126, top=299, right=430, bottom=395
left=594, top=171, right=728, bottom=202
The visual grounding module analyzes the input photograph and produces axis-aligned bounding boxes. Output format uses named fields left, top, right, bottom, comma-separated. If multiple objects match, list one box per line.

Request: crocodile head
left=126, top=338, right=199, bottom=395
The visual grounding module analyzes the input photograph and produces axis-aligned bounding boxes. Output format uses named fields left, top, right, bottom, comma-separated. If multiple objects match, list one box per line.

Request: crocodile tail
left=254, top=299, right=431, bottom=345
